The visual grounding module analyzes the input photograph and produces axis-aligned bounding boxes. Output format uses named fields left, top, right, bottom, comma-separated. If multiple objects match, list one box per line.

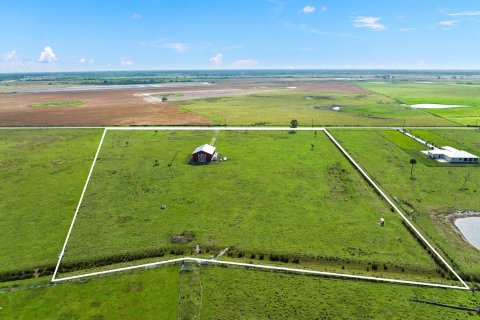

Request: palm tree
left=409, top=158, right=417, bottom=176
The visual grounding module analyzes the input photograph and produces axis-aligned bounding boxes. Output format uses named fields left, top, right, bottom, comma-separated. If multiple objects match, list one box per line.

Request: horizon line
left=2, top=68, right=480, bottom=75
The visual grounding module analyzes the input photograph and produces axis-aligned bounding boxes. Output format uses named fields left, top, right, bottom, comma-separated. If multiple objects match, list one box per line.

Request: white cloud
left=353, top=16, right=386, bottom=31
left=120, top=57, right=133, bottom=66
left=164, top=42, right=187, bottom=53
left=439, top=20, right=458, bottom=26
left=209, top=53, right=223, bottom=65
left=79, top=58, right=94, bottom=64
left=132, top=13, right=142, bottom=20
left=38, top=46, right=57, bottom=63
left=231, top=59, right=259, bottom=68
left=0, top=50, right=29, bottom=71
left=302, top=5, right=315, bottom=14
left=1, top=50, right=19, bottom=62
left=399, top=28, right=415, bottom=32
left=449, top=11, right=480, bottom=16
left=321, top=6, right=327, bottom=12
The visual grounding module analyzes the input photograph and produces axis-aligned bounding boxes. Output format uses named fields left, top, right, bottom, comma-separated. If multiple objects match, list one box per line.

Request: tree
left=162, top=96, right=168, bottom=102
left=290, top=119, right=298, bottom=128
left=460, top=171, right=471, bottom=191
left=409, top=158, right=417, bottom=176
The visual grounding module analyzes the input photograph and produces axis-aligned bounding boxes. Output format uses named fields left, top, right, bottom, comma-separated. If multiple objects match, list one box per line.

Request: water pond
left=455, top=217, right=480, bottom=251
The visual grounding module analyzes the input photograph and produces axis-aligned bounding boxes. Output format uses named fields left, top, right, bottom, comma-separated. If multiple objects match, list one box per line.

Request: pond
left=455, top=217, right=480, bottom=251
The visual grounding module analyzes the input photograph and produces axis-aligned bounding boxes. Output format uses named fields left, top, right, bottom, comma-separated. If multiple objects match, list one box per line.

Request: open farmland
left=198, top=265, right=479, bottom=319
left=331, top=129, right=480, bottom=280
left=0, top=79, right=462, bottom=127
left=2, top=264, right=478, bottom=320
left=58, top=130, right=446, bottom=282
left=174, top=90, right=455, bottom=126
left=361, top=81, right=480, bottom=126
left=0, top=266, right=179, bottom=319
left=0, top=87, right=212, bottom=126
left=0, top=129, right=102, bottom=279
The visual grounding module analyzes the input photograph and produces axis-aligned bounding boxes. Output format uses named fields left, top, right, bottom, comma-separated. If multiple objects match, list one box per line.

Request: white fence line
left=51, top=128, right=108, bottom=281
left=52, top=257, right=468, bottom=290
left=53, top=258, right=185, bottom=282
left=0, top=126, right=476, bottom=130
left=323, top=129, right=469, bottom=290
left=49, top=126, right=469, bottom=292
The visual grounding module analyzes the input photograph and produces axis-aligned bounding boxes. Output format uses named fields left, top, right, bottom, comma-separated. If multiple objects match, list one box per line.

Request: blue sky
left=1, top=0, right=480, bottom=72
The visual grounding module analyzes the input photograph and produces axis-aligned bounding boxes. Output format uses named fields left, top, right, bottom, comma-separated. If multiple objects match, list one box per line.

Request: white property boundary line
left=51, top=128, right=108, bottom=281
left=52, top=257, right=468, bottom=290
left=50, top=126, right=469, bottom=291
left=323, top=129, right=469, bottom=290
left=0, top=126, right=477, bottom=130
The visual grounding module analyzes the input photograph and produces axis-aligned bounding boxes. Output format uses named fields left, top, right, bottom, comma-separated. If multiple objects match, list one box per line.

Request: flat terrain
left=0, top=87, right=212, bottom=126
left=1, top=265, right=477, bottom=320
left=0, top=129, right=102, bottom=277
left=60, top=130, right=441, bottom=281
left=199, top=266, right=479, bottom=319
left=1, top=79, right=464, bottom=127
left=0, top=266, right=179, bottom=319
left=331, top=129, right=480, bottom=279
left=361, top=81, right=480, bottom=126
left=174, top=90, right=455, bottom=126
left=145, top=88, right=280, bottom=102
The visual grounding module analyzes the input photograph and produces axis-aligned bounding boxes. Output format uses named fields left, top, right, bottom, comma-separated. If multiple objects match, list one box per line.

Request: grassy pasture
left=174, top=91, right=454, bottom=126
left=0, top=129, right=102, bottom=277
left=331, top=129, right=480, bottom=279
left=2, top=265, right=478, bottom=319
left=30, top=100, right=87, bottom=107
left=361, top=81, right=480, bottom=125
left=199, top=266, right=479, bottom=320
left=361, top=81, right=480, bottom=106
left=0, top=266, right=179, bottom=319
left=61, top=130, right=442, bottom=280
left=421, top=107, right=480, bottom=126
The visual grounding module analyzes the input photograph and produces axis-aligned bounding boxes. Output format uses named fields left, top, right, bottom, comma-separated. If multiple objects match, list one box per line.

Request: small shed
left=191, top=144, right=217, bottom=163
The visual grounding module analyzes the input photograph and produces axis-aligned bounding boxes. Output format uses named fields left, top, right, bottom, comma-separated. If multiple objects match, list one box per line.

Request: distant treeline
left=2, top=69, right=480, bottom=83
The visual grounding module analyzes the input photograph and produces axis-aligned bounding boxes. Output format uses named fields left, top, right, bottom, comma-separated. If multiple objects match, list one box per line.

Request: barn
left=191, top=144, right=217, bottom=163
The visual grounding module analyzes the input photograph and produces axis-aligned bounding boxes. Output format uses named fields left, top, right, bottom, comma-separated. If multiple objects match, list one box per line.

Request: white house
left=425, top=146, right=478, bottom=163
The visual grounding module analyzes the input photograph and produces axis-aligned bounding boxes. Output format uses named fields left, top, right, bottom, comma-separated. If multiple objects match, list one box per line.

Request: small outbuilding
left=191, top=144, right=217, bottom=163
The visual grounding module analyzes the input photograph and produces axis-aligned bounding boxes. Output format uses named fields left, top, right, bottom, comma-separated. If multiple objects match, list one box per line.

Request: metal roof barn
left=191, top=144, right=216, bottom=163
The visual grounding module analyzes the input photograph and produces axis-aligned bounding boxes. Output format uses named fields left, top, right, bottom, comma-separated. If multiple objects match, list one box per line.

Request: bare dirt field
left=0, top=80, right=367, bottom=126
left=0, top=87, right=214, bottom=126
left=138, top=88, right=280, bottom=103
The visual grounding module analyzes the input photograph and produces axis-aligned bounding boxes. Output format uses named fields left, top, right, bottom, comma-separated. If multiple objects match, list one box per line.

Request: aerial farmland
left=2, top=1, right=480, bottom=318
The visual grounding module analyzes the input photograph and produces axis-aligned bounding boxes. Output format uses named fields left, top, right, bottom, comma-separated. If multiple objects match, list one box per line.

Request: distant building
left=191, top=144, right=217, bottom=163
left=425, top=146, right=478, bottom=163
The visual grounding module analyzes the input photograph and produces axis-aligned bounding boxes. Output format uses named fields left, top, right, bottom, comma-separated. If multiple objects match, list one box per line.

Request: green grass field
left=331, top=129, right=480, bottom=279
left=30, top=100, right=87, bottom=107
left=0, top=129, right=102, bottom=277
left=199, top=266, right=479, bottom=319
left=59, top=130, right=445, bottom=281
left=2, top=265, right=477, bottom=320
left=174, top=91, right=455, bottom=126
left=361, top=81, right=480, bottom=126
left=0, top=267, right=179, bottom=319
